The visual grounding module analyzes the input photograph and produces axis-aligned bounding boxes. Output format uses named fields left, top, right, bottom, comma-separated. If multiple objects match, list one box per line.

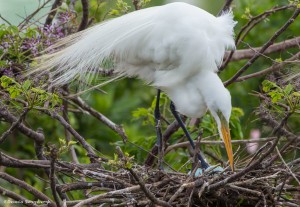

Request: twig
left=128, top=168, right=172, bottom=207
left=0, top=108, right=29, bottom=144
left=0, top=186, right=38, bottom=207
left=165, top=137, right=276, bottom=154
left=44, top=0, right=63, bottom=26
left=38, top=108, right=97, bottom=160
left=18, top=0, right=52, bottom=28
left=82, top=169, right=132, bottom=188
left=62, top=86, right=80, bottom=164
left=220, top=5, right=295, bottom=70
left=49, top=145, right=61, bottom=207
left=228, top=184, right=262, bottom=196
left=228, top=37, right=300, bottom=61
left=145, top=119, right=182, bottom=166
left=235, top=52, right=300, bottom=82
left=0, top=172, right=56, bottom=206
left=78, top=0, right=89, bottom=31
left=132, top=0, right=140, bottom=10
left=224, top=8, right=300, bottom=86
left=275, top=147, right=300, bottom=185
left=0, top=14, right=12, bottom=25
left=72, top=180, right=166, bottom=207
left=0, top=108, right=44, bottom=143
left=70, top=96, right=128, bottom=142
left=218, top=0, right=234, bottom=16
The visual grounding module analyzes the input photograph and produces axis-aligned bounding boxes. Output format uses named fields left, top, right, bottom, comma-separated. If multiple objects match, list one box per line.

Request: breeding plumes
left=30, top=2, right=236, bottom=171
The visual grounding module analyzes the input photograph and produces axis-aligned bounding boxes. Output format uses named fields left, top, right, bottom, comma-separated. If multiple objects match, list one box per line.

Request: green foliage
left=43, top=139, right=78, bottom=157
left=262, top=80, right=300, bottom=112
left=0, top=24, right=39, bottom=63
left=108, top=152, right=134, bottom=169
left=0, top=75, right=62, bottom=109
left=109, top=0, right=131, bottom=16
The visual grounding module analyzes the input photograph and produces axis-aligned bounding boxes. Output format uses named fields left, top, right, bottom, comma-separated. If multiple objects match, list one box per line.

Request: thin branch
left=144, top=119, right=182, bottom=167
left=0, top=108, right=44, bottom=143
left=0, top=14, right=12, bottom=25
left=165, top=137, right=276, bottom=154
left=44, top=0, right=63, bottom=26
left=0, top=108, right=29, bottom=144
left=0, top=186, right=38, bottom=207
left=275, top=147, right=300, bottom=185
left=70, top=96, right=128, bottom=142
left=218, top=0, right=234, bottom=16
left=62, top=86, right=80, bottom=164
left=39, top=109, right=97, bottom=161
left=77, top=0, right=89, bottom=31
left=220, top=5, right=295, bottom=70
left=235, top=52, right=300, bottom=82
left=229, top=37, right=300, bottom=61
left=49, top=146, right=61, bottom=207
left=0, top=172, right=56, bottom=207
left=18, top=0, right=52, bottom=28
left=224, top=8, right=300, bottom=86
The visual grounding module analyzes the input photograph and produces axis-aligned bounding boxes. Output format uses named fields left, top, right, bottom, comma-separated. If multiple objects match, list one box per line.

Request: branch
left=62, top=86, right=80, bottom=164
left=224, top=8, right=300, bottom=86
left=234, top=51, right=300, bottom=82
left=44, top=0, right=63, bottom=26
left=49, top=146, right=61, bottom=207
left=70, top=96, right=128, bottom=142
left=0, top=108, right=29, bottom=144
left=220, top=5, right=295, bottom=70
left=165, top=137, right=276, bottom=154
left=144, top=119, right=182, bottom=167
left=18, top=0, right=52, bottom=28
left=218, top=0, right=234, bottom=16
left=39, top=109, right=97, bottom=161
left=77, top=0, right=89, bottom=31
left=0, top=186, right=38, bottom=207
left=0, top=172, right=56, bottom=207
left=0, top=108, right=44, bottom=143
left=229, top=36, right=300, bottom=61
left=128, top=168, right=172, bottom=207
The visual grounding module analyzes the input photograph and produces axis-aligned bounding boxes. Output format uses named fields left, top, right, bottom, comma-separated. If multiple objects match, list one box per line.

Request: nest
left=56, top=145, right=299, bottom=207
left=59, top=163, right=297, bottom=207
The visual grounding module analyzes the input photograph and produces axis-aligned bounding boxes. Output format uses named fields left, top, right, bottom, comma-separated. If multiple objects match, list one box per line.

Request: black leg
left=170, top=101, right=210, bottom=169
left=154, top=89, right=163, bottom=169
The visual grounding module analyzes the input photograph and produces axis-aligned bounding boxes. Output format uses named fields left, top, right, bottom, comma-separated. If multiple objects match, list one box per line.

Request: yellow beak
left=221, top=123, right=234, bottom=171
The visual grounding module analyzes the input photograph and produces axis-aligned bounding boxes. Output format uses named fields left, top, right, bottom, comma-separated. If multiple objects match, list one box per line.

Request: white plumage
left=32, top=2, right=236, bottom=170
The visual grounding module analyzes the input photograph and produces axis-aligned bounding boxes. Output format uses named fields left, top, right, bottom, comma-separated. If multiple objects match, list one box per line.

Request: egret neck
left=196, top=72, right=234, bottom=171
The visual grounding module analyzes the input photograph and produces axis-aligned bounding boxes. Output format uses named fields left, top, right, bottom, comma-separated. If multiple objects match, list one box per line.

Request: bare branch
left=225, top=8, right=300, bottom=86
left=44, top=0, right=63, bottom=26
left=0, top=172, right=56, bottom=207
left=229, top=36, right=300, bottom=61
left=70, top=96, right=128, bottom=142
left=234, top=51, right=300, bottom=82
left=78, top=0, right=89, bottom=31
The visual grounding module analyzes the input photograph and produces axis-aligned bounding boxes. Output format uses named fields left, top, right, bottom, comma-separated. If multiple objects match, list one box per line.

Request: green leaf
left=22, top=80, right=32, bottom=91
left=67, top=141, right=77, bottom=146
left=268, top=91, right=283, bottom=103
left=31, top=88, right=46, bottom=94
left=109, top=9, right=119, bottom=16
left=292, top=91, right=300, bottom=97
left=262, top=80, right=279, bottom=92
left=283, top=84, right=293, bottom=95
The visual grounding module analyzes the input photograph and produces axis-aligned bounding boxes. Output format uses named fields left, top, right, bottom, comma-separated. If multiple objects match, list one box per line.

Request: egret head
left=208, top=89, right=234, bottom=171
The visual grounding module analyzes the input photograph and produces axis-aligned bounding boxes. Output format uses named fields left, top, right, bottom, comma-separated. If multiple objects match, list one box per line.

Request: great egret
left=30, top=2, right=236, bottom=171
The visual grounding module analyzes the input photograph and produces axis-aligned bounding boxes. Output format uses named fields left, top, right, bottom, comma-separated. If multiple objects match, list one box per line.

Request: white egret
left=30, top=2, right=236, bottom=170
